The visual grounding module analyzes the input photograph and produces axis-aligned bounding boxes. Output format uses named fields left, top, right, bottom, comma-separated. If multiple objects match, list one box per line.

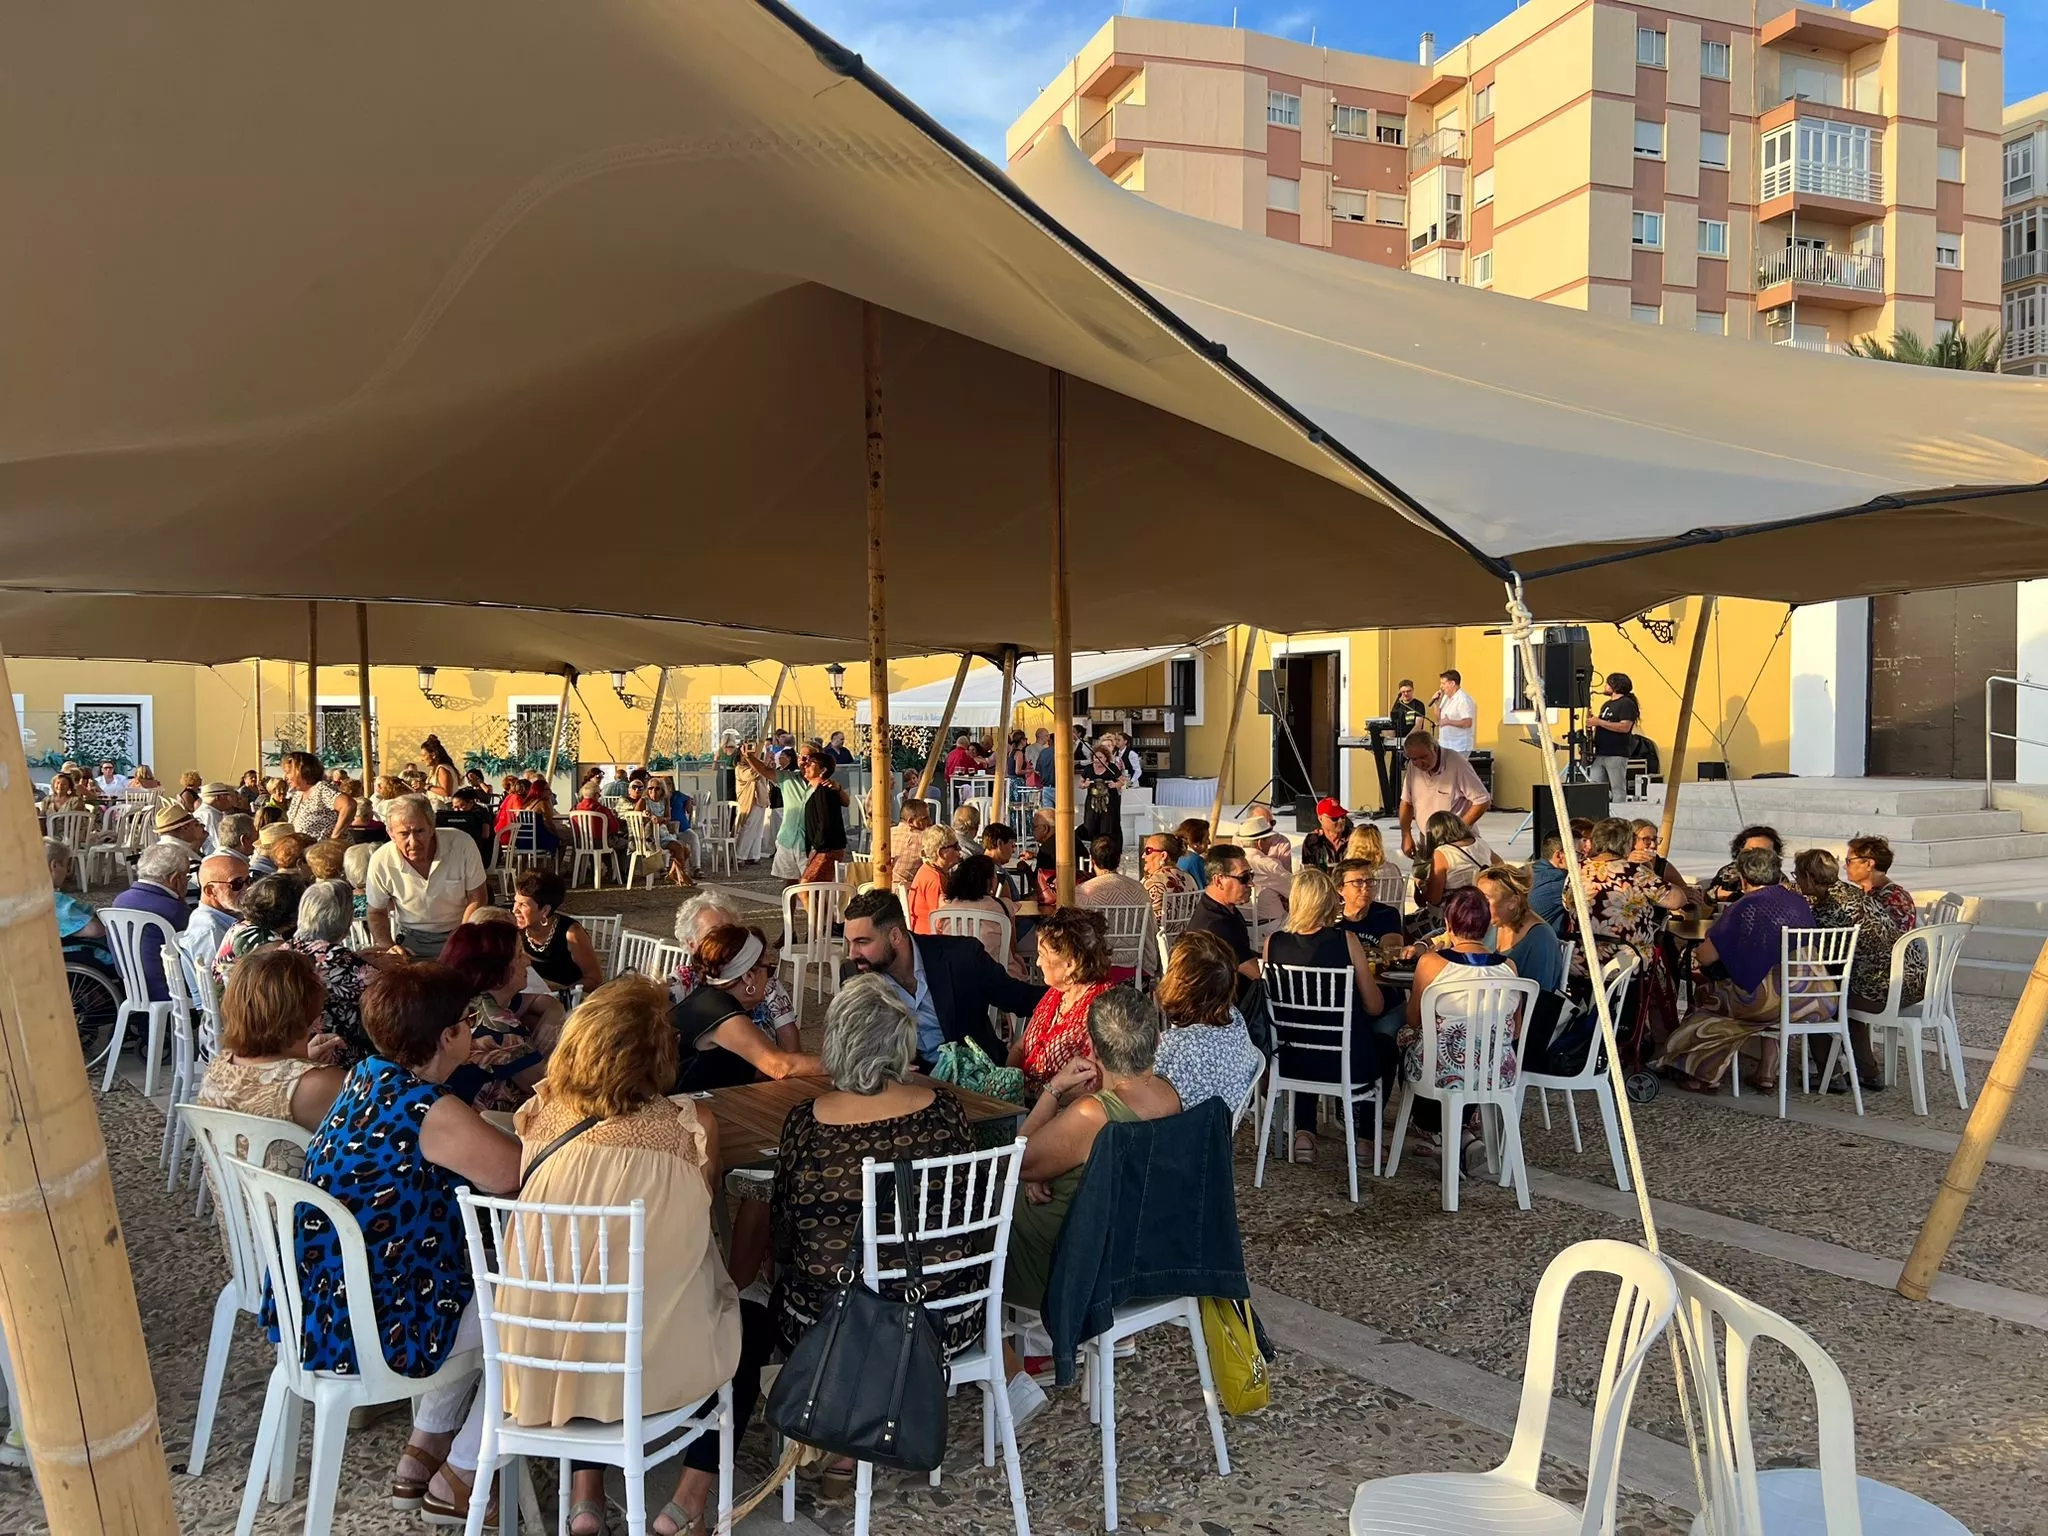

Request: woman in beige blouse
left=196, top=946, right=346, bottom=1130
left=436, top=976, right=765, bottom=1536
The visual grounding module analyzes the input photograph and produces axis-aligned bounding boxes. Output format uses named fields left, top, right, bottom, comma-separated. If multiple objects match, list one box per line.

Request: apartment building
left=2004, top=92, right=2048, bottom=374
left=1008, top=0, right=2005, bottom=348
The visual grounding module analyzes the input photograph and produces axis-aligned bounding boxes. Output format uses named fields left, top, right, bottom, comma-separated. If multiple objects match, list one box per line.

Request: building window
left=1781, top=58, right=1842, bottom=107
left=1632, top=210, right=1664, bottom=248
left=1935, top=316, right=1960, bottom=341
left=1700, top=131, right=1729, bottom=169
left=1266, top=175, right=1301, bottom=213
left=1332, top=188, right=1369, bottom=223
left=1113, top=157, right=1144, bottom=192
left=1634, top=119, right=1664, bottom=158
left=2007, top=139, right=2036, bottom=200
left=1333, top=103, right=1372, bottom=138
left=1474, top=84, right=1495, bottom=122
left=1937, top=144, right=1963, bottom=183
left=1632, top=304, right=1662, bottom=324
left=1937, top=56, right=1963, bottom=96
left=1638, top=27, right=1666, bottom=67
left=1701, top=39, right=1731, bottom=80
left=1696, top=311, right=1727, bottom=335
left=1375, top=113, right=1406, bottom=146
left=1472, top=167, right=1494, bottom=206
left=1698, top=219, right=1729, bottom=257
left=1268, top=90, right=1301, bottom=128
left=1375, top=192, right=1406, bottom=226
left=1473, top=250, right=1494, bottom=286
left=1935, top=232, right=1961, bottom=269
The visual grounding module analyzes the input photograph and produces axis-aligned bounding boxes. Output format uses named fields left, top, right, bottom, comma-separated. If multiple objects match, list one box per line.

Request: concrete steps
left=1651, top=780, right=2048, bottom=868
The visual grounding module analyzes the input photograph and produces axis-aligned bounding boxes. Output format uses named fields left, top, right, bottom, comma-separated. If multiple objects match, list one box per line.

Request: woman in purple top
left=1656, top=845, right=1814, bottom=1093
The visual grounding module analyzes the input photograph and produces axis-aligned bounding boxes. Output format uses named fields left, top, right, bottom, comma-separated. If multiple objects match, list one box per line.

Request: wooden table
left=703, top=1076, right=1024, bottom=1173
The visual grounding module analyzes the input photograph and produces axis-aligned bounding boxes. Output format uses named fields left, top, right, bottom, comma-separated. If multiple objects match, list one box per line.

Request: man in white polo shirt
left=365, top=794, right=488, bottom=957
left=1397, top=730, right=1491, bottom=859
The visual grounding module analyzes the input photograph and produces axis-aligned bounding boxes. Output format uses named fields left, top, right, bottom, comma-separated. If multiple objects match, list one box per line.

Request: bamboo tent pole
left=1210, top=628, right=1264, bottom=836
left=1657, top=597, right=1716, bottom=858
left=1902, top=962, right=2048, bottom=1295
left=1050, top=370, right=1077, bottom=907
left=638, top=668, right=669, bottom=768
left=355, top=603, right=374, bottom=779
left=542, top=669, right=576, bottom=787
left=864, top=302, right=894, bottom=886
left=0, top=644, right=180, bottom=1530
left=992, top=646, right=1018, bottom=824
left=252, top=658, right=264, bottom=779
left=914, top=654, right=976, bottom=805
left=306, top=601, right=320, bottom=753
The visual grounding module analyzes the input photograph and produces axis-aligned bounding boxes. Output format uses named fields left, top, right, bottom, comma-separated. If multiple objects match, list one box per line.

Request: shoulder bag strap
left=519, top=1114, right=600, bottom=1192
left=878, top=1158, right=929, bottom=1460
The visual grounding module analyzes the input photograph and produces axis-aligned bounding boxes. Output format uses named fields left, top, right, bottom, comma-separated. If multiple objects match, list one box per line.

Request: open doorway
left=1262, top=651, right=1340, bottom=807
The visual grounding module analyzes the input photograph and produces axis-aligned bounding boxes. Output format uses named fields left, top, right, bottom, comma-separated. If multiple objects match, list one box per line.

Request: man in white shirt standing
left=1430, top=669, right=1478, bottom=755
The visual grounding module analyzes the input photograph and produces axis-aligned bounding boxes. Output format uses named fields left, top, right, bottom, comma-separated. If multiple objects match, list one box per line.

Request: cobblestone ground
left=2, top=873, right=2038, bottom=1534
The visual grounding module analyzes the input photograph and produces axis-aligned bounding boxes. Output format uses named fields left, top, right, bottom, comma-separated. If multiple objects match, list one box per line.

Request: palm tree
left=1844, top=326, right=2004, bottom=370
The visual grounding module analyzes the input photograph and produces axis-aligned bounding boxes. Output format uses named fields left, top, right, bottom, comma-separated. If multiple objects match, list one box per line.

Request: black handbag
left=764, top=1159, right=949, bottom=1472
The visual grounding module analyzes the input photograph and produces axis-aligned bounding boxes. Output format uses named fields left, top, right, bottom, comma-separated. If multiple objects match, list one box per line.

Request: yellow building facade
left=13, top=598, right=1790, bottom=813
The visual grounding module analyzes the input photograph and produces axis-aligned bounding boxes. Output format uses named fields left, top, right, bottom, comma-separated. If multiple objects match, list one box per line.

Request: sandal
left=390, top=1443, right=445, bottom=1510
left=420, top=1465, right=497, bottom=1528
left=570, top=1498, right=608, bottom=1536
left=651, top=1501, right=697, bottom=1536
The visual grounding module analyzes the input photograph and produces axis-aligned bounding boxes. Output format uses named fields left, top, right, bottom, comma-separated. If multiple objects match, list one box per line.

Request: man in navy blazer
left=841, top=889, right=1045, bottom=1066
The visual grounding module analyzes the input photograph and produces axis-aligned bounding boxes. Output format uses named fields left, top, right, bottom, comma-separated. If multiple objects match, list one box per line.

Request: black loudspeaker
left=1466, top=750, right=1494, bottom=800
left=1697, top=760, right=1729, bottom=781
left=1541, top=625, right=1594, bottom=709
left=1293, top=794, right=1320, bottom=830
left=1529, top=781, right=1610, bottom=858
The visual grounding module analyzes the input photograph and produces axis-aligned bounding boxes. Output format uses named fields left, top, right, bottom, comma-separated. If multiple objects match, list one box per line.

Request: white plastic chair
left=45, top=809, right=96, bottom=891
left=86, top=808, right=146, bottom=887
left=1349, top=1238, right=1678, bottom=1535
left=580, top=914, right=624, bottom=979
left=179, top=1106, right=312, bottom=1477
left=159, top=954, right=201, bottom=1184
left=1849, top=922, right=1971, bottom=1118
left=1917, top=891, right=1965, bottom=926
left=1256, top=963, right=1382, bottom=1204
left=1155, top=888, right=1200, bottom=970
left=1386, top=973, right=1540, bottom=1212
left=568, top=810, right=622, bottom=889
left=1074, top=1295, right=1229, bottom=1532
left=698, top=800, right=737, bottom=877
left=1512, top=950, right=1638, bottom=1192
left=616, top=930, right=662, bottom=985
left=779, top=883, right=845, bottom=1022
left=788, top=1144, right=1029, bottom=1536
left=229, top=1159, right=483, bottom=1536
left=1758, top=927, right=1862, bottom=1119
left=620, top=811, right=665, bottom=889
left=456, top=1191, right=735, bottom=1536
left=99, top=907, right=182, bottom=1096
left=185, top=960, right=227, bottom=1214
left=931, top=905, right=1014, bottom=968
left=1665, top=1254, right=1972, bottom=1535
left=951, top=773, right=994, bottom=816
left=648, top=941, right=687, bottom=985
left=346, top=918, right=373, bottom=952
left=1096, top=902, right=1154, bottom=986
left=1370, top=864, right=1408, bottom=913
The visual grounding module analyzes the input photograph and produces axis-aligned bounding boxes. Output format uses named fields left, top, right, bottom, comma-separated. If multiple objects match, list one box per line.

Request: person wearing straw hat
left=154, top=798, right=209, bottom=871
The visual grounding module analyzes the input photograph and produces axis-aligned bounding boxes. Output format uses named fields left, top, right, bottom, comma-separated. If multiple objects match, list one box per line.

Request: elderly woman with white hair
left=673, top=892, right=799, bottom=1050
left=768, top=975, right=986, bottom=1495
left=285, top=880, right=381, bottom=1063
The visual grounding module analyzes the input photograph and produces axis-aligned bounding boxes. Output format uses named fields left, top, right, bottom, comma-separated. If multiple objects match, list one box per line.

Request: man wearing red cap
left=1300, top=797, right=1353, bottom=871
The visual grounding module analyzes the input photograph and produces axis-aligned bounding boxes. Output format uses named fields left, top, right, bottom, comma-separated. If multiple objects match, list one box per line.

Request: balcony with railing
left=2008, top=325, right=2048, bottom=363
left=2007, top=249, right=2045, bottom=284
left=1760, top=119, right=1883, bottom=211
left=1407, top=126, right=1466, bottom=173
left=1079, top=104, right=1141, bottom=175
left=1755, top=245, right=1884, bottom=307
left=1771, top=334, right=1853, bottom=355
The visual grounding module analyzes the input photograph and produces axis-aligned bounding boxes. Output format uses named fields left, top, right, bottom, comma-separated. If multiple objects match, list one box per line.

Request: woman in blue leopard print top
left=285, top=961, right=521, bottom=1511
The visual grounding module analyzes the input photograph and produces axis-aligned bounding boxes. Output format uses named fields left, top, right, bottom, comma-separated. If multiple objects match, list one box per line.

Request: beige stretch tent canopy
left=1009, top=130, right=2048, bottom=611
left=6, top=2, right=2048, bottom=643
left=0, top=0, right=1502, bottom=648
left=0, top=593, right=853, bottom=672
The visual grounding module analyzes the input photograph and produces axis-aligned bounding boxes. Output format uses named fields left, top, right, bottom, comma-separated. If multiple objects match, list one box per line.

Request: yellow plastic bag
left=1198, top=1297, right=1270, bottom=1416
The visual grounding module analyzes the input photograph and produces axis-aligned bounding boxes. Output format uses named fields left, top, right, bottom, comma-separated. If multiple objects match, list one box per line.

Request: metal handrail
left=1983, top=675, right=2048, bottom=795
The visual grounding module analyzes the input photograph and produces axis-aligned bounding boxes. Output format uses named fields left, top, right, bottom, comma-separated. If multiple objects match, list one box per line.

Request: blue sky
left=792, top=0, right=2048, bottom=161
